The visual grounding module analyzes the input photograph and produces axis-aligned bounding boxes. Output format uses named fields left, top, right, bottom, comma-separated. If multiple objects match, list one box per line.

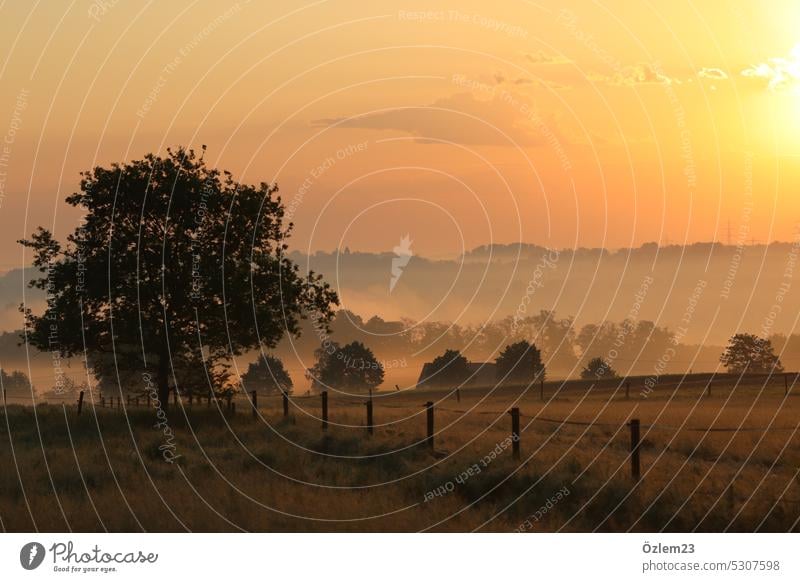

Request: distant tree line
left=278, top=309, right=693, bottom=377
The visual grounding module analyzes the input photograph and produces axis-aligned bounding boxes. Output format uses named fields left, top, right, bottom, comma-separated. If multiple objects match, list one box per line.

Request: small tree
left=495, top=340, right=545, bottom=384
left=424, top=349, right=470, bottom=386
left=581, top=356, right=617, bottom=380
left=307, top=341, right=383, bottom=393
left=242, top=354, right=293, bottom=394
left=720, top=333, right=784, bottom=374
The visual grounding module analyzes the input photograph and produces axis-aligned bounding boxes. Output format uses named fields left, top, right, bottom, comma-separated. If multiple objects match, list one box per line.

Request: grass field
left=2, top=375, right=800, bottom=532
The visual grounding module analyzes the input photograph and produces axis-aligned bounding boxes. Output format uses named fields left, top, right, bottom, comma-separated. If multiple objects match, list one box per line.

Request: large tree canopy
left=20, top=147, right=338, bottom=406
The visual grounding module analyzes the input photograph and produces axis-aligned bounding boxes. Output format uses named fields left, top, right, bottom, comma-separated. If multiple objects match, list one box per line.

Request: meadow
left=2, top=375, right=799, bottom=532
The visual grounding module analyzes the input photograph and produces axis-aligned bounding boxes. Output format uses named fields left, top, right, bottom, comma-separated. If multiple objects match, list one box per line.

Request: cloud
left=741, top=45, right=800, bottom=93
left=698, top=67, right=728, bottom=80
left=491, top=68, right=571, bottom=89
left=591, top=64, right=674, bottom=87
left=493, top=72, right=536, bottom=86
left=524, top=51, right=571, bottom=66
left=311, top=92, right=563, bottom=147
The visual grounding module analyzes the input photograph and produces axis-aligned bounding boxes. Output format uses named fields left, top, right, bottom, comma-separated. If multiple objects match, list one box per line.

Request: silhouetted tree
left=307, top=341, right=383, bottom=393
left=19, top=147, right=338, bottom=407
left=423, top=348, right=470, bottom=386
left=242, top=354, right=292, bottom=394
left=0, top=369, right=34, bottom=401
left=495, top=340, right=545, bottom=384
left=720, top=333, right=783, bottom=374
left=581, top=356, right=618, bottom=380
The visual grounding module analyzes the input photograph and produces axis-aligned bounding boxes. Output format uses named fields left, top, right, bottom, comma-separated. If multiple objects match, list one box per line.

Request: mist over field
left=290, top=242, right=800, bottom=347
left=4, top=241, right=800, bottom=395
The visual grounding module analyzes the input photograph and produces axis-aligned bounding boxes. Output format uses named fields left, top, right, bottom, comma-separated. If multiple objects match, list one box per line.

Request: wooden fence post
left=456, top=388, right=461, bottom=403
left=785, top=373, right=789, bottom=397
left=77, top=390, right=85, bottom=415
left=366, top=398, right=374, bottom=435
left=629, top=418, right=641, bottom=482
left=116, top=397, right=120, bottom=410
left=173, top=390, right=178, bottom=407
left=101, top=396, right=105, bottom=408
left=127, top=395, right=131, bottom=406
left=625, top=380, right=630, bottom=400
left=282, top=390, right=289, bottom=417
left=251, top=390, right=258, bottom=419
left=425, top=401, right=434, bottom=450
left=540, top=378, right=544, bottom=401
left=135, top=397, right=140, bottom=406
left=207, top=393, right=211, bottom=407
left=509, top=407, right=520, bottom=460
left=321, top=391, right=328, bottom=431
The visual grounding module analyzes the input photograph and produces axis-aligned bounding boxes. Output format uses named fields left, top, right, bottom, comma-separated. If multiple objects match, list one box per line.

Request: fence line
left=5, top=392, right=799, bottom=433
left=5, top=385, right=800, bottom=485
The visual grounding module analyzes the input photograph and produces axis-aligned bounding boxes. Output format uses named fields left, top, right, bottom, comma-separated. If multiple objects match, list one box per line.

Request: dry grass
left=2, top=376, right=800, bottom=532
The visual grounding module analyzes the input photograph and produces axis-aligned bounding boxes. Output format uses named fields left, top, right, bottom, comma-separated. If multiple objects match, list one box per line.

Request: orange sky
left=1, top=0, right=799, bottom=263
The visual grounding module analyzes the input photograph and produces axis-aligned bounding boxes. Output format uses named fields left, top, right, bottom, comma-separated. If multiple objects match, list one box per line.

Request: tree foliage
left=423, top=348, right=470, bottom=386
left=242, top=354, right=293, bottom=394
left=495, top=340, right=545, bottom=384
left=19, top=147, right=338, bottom=405
left=581, top=356, right=618, bottom=380
left=720, top=333, right=783, bottom=374
left=307, top=341, right=384, bottom=393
